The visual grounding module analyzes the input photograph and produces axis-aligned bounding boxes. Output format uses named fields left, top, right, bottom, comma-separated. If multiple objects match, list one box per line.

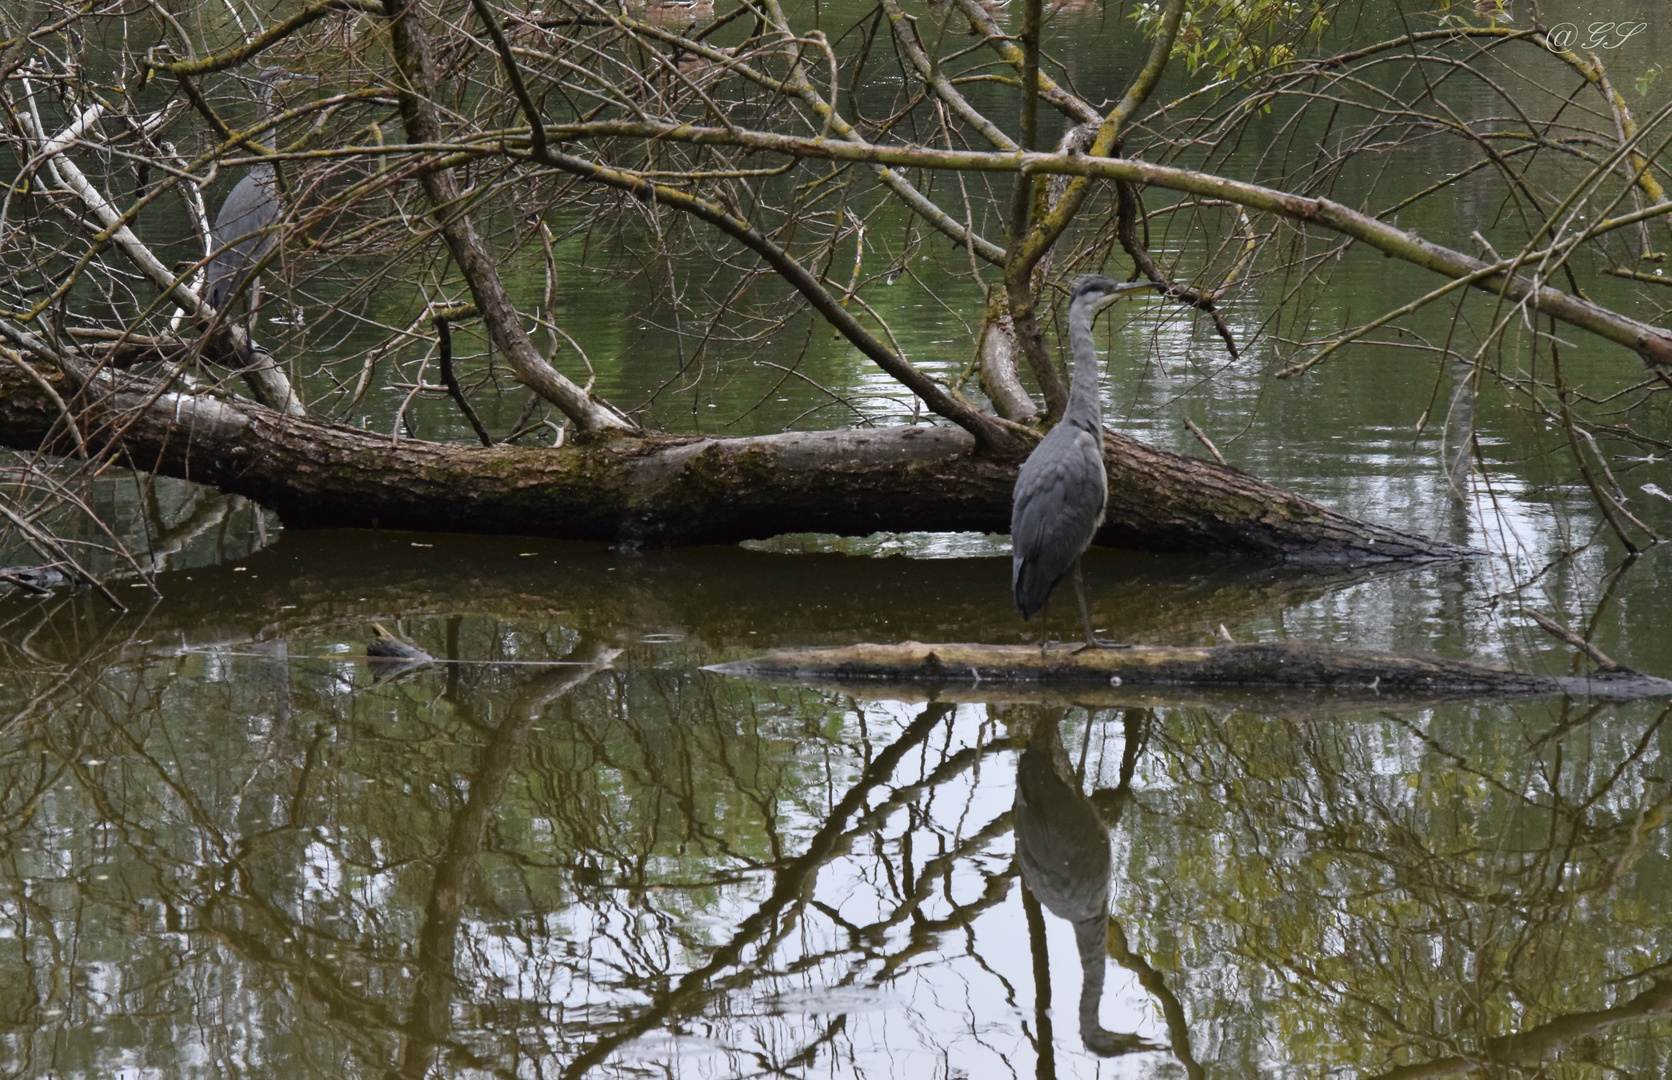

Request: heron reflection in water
left=1012, top=707, right=1155, bottom=1058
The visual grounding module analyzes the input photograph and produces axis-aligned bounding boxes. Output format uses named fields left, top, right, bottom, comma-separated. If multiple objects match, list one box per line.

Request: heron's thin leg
left=1074, top=556, right=1097, bottom=648
left=1072, top=557, right=1131, bottom=652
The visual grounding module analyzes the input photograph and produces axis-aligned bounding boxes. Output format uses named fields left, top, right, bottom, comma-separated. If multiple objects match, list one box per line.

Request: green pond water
left=4, top=0, right=1672, bottom=1076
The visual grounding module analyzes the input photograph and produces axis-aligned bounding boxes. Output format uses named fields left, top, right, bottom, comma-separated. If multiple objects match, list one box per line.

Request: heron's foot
left=1073, top=637, right=1133, bottom=654
left=1083, top=1027, right=1163, bottom=1057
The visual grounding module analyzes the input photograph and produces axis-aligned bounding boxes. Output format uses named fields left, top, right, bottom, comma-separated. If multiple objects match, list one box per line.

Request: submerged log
left=0, top=365, right=1466, bottom=559
left=710, top=640, right=1672, bottom=701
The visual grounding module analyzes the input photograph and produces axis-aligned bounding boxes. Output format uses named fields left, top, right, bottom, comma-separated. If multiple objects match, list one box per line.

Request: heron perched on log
left=205, top=69, right=312, bottom=315
left=1011, top=275, right=1162, bottom=648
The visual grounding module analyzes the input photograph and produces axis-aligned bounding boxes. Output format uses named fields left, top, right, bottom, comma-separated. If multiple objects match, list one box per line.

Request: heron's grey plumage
left=1011, top=276, right=1160, bottom=631
left=206, top=166, right=279, bottom=312
left=205, top=70, right=294, bottom=314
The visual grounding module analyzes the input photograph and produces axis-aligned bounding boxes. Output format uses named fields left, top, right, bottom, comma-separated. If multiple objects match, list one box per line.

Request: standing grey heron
left=1011, top=275, right=1162, bottom=648
left=205, top=69, right=310, bottom=315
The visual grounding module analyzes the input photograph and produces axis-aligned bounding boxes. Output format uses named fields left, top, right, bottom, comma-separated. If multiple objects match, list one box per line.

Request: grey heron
left=1011, top=275, right=1162, bottom=648
left=205, top=69, right=311, bottom=315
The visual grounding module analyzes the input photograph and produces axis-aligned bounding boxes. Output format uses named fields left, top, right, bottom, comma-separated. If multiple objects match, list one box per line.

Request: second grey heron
left=205, top=69, right=310, bottom=315
left=1011, top=275, right=1162, bottom=647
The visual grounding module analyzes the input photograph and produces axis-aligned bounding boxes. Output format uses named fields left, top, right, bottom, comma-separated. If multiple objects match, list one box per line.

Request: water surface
left=3, top=534, right=1671, bottom=1077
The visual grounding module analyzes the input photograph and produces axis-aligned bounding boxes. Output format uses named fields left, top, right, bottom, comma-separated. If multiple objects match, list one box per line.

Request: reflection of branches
left=1128, top=700, right=1672, bottom=1074
left=4, top=609, right=1057, bottom=1077
left=560, top=701, right=954, bottom=1077
left=399, top=642, right=618, bottom=1078
left=1370, top=978, right=1672, bottom=1080
left=9, top=559, right=1670, bottom=1080
left=871, top=812, right=1016, bottom=977
left=0, top=603, right=156, bottom=738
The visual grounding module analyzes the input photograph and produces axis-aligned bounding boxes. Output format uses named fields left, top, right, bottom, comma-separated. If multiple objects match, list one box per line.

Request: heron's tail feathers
left=1013, top=558, right=1066, bottom=621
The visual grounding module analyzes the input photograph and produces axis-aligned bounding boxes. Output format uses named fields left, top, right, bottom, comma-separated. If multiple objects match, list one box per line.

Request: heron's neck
left=1063, top=300, right=1104, bottom=430
left=254, top=86, right=277, bottom=151
left=1075, top=909, right=1111, bottom=1029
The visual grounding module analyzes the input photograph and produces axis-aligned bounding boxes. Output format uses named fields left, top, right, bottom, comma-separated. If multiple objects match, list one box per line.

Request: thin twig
left=1183, top=417, right=1227, bottom=466
left=436, top=316, right=493, bottom=447
left=1604, top=267, right=1672, bottom=287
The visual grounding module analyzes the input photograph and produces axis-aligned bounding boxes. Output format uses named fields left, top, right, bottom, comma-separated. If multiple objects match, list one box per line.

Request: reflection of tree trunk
left=0, top=367, right=1463, bottom=560
left=141, top=489, right=237, bottom=572
left=1369, top=978, right=1672, bottom=1080
left=249, top=638, right=290, bottom=725
left=32, top=537, right=1404, bottom=663
left=395, top=644, right=618, bottom=1079
left=1442, top=359, right=1475, bottom=500
left=1021, top=882, right=1058, bottom=1080
left=1440, top=358, right=1476, bottom=555
left=1106, top=918, right=1203, bottom=1080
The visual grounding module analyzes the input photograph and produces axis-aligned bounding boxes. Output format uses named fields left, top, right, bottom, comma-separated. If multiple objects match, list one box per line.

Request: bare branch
left=379, top=0, right=637, bottom=436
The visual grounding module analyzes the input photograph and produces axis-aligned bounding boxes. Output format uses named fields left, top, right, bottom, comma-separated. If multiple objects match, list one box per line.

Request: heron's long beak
left=262, top=71, right=323, bottom=91
left=1087, top=280, right=1164, bottom=315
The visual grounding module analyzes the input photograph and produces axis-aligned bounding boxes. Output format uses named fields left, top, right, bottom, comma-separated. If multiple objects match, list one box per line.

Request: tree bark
left=0, top=366, right=1465, bottom=560
left=978, top=308, right=1039, bottom=425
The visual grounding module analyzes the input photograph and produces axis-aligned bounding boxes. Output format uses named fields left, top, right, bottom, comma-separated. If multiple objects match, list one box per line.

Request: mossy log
left=0, top=366, right=1466, bottom=559
left=710, top=640, right=1672, bottom=701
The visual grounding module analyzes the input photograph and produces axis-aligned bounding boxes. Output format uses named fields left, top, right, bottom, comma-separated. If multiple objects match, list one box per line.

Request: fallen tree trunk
left=0, top=366, right=1466, bottom=559
left=711, top=641, right=1672, bottom=701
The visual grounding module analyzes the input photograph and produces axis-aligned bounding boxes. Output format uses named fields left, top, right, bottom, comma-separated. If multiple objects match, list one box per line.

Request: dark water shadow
left=0, top=527, right=1423, bottom=666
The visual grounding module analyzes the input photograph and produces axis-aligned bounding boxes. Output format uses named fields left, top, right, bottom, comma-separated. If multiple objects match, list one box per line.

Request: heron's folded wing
left=1011, top=426, right=1107, bottom=566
